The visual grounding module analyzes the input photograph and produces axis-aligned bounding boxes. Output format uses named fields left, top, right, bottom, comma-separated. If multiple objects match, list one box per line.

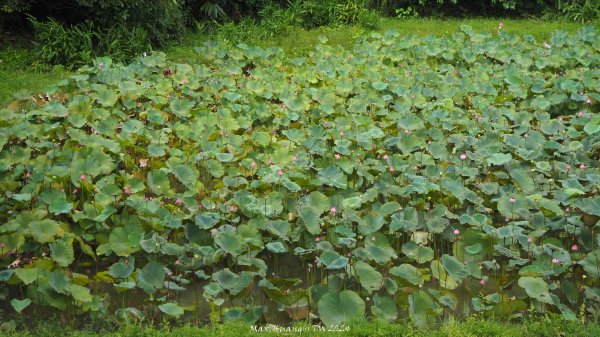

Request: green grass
left=1, top=318, right=600, bottom=337
left=165, top=18, right=598, bottom=61
left=0, top=47, right=69, bottom=104
left=1, top=17, right=598, bottom=104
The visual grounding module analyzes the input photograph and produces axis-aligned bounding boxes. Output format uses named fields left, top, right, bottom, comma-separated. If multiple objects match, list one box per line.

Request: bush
left=75, top=0, right=188, bottom=46
left=28, top=16, right=150, bottom=68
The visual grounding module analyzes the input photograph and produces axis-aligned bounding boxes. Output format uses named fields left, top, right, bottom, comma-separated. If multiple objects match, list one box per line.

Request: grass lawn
left=2, top=318, right=600, bottom=337
left=1, top=18, right=597, bottom=105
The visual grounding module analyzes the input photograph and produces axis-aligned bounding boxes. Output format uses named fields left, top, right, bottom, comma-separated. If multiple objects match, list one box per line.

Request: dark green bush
left=28, top=16, right=150, bottom=68
left=75, top=0, right=188, bottom=46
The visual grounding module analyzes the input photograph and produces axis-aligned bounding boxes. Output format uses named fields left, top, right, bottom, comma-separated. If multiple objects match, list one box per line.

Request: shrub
left=28, top=16, right=150, bottom=68
left=75, top=0, right=188, bottom=46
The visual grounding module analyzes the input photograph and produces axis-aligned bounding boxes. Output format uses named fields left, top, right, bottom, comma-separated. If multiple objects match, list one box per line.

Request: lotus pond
left=1, top=25, right=600, bottom=327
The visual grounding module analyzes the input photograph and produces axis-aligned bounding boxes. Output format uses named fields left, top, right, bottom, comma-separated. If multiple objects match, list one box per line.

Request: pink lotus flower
left=460, top=153, right=467, bottom=160
left=510, top=197, right=516, bottom=203
left=335, top=153, right=341, bottom=160
left=572, top=244, right=578, bottom=251
left=578, top=111, right=585, bottom=117
left=25, top=172, right=31, bottom=178
left=453, top=229, right=460, bottom=235
left=389, top=166, right=395, bottom=172
left=339, top=131, right=345, bottom=137
left=527, top=237, right=533, bottom=243
left=176, top=197, right=183, bottom=204
left=268, top=158, right=273, bottom=165
left=524, top=133, right=529, bottom=138
left=498, top=22, right=504, bottom=29
left=587, top=98, right=592, bottom=104
left=251, top=161, right=257, bottom=168
left=480, top=279, right=486, bottom=285
left=383, top=154, right=389, bottom=160
left=181, top=79, right=189, bottom=84
left=330, top=207, right=337, bottom=214
left=80, top=175, right=87, bottom=181
left=404, top=129, right=411, bottom=135
left=566, top=207, right=570, bottom=212
left=281, top=104, right=287, bottom=109
left=580, top=163, right=585, bottom=169
left=139, top=159, right=148, bottom=168
left=124, top=187, right=131, bottom=195
left=292, top=155, right=297, bottom=162
left=277, top=169, right=284, bottom=176
left=229, top=205, right=237, bottom=212
left=552, top=258, right=560, bottom=265
left=315, top=237, right=321, bottom=242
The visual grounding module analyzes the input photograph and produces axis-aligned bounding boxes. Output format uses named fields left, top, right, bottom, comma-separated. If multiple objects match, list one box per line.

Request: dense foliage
left=1, top=26, right=600, bottom=326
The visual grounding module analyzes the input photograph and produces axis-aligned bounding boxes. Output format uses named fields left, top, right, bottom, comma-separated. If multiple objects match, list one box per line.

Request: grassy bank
left=0, top=17, right=596, bottom=104
left=1, top=318, right=599, bottom=337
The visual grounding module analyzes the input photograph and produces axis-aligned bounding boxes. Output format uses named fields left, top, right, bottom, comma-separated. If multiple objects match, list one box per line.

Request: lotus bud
left=460, top=153, right=467, bottom=160
left=330, top=207, right=337, bottom=214
left=571, top=244, right=578, bottom=251
left=453, top=229, right=460, bottom=235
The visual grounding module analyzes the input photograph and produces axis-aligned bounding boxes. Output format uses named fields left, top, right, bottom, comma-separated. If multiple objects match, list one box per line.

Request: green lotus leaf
left=0, top=269, right=15, bottom=282
left=441, top=254, right=468, bottom=281
left=10, top=298, right=31, bottom=314
left=28, top=219, right=63, bottom=243
left=96, top=89, right=118, bottom=107
left=518, top=276, right=551, bottom=303
left=317, top=290, right=365, bottom=327
left=402, top=241, right=434, bottom=264
left=108, top=257, right=135, bottom=279
left=319, top=250, right=348, bottom=270
left=108, top=224, right=143, bottom=257
left=358, top=214, right=384, bottom=235
left=265, top=220, right=291, bottom=239
left=318, top=166, right=347, bottom=189
left=578, top=250, right=600, bottom=278
left=214, top=230, right=246, bottom=256
left=137, top=262, right=166, bottom=294
left=48, top=197, right=73, bottom=215
left=307, top=191, right=329, bottom=214
left=159, top=302, right=185, bottom=318
left=49, top=239, right=74, bottom=267
left=342, top=196, right=362, bottom=210
left=353, top=261, right=383, bottom=293
left=299, top=206, right=321, bottom=235
left=389, top=264, right=424, bottom=285
left=195, top=212, right=221, bottom=230
left=364, top=233, right=398, bottom=264
left=408, top=290, right=433, bottom=327
left=487, top=153, right=512, bottom=166
left=431, top=259, right=459, bottom=290
left=50, top=270, right=70, bottom=294
left=215, top=153, right=234, bottom=162
left=14, top=268, right=38, bottom=285
left=68, top=283, right=92, bottom=302
left=266, top=241, right=287, bottom=254
left=170, top=98, right=195, bottom=118
left=147, top=170, right=171, bottom=195
left=372, top=294, right=398, bottom=321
